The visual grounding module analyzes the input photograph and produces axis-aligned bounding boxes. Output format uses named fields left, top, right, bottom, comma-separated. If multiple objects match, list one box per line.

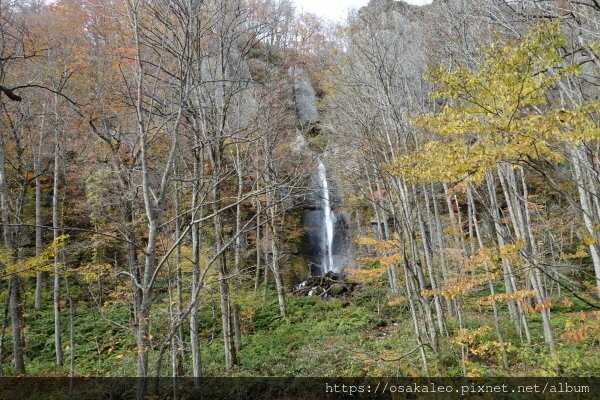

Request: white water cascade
left=317, top=160, right=335, bottom=274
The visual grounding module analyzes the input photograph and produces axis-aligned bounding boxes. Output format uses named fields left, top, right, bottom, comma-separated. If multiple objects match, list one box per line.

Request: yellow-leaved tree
left=0, top=235, right=69, bottom=278
left=391, top=21, right=600, bottom=357
left=393, top=21, right=599, bottom=185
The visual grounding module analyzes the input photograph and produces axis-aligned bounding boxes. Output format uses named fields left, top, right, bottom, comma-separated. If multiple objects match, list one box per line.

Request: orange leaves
left=356, top=236, right=403, bottom=267
left=377, top=253, right=404, bottom=267
left=477, top=290, right=538, bottom=306
left=117, top=47, right=138, bottom=66
left=353, top=236, right=403, bottom=284
left=561, top=311, right=600, bottom=344
left=498, top=240, right=525, bottom=266
left=563, top=326, right=589, bottom=344
left=346, top=266, right=388, bottom=284
left=560, top=297, right=574, bottom=308
left=356, top=236, right=385, bottom=247
left=534, top=299, right=553, bottom=312
left=372, top=188, right=387, bottom=201
left=356, top=236, right=397, bottom=251
left=519, top=298, right=553, bottom=313
left=423, top=272, right=496, bottom=299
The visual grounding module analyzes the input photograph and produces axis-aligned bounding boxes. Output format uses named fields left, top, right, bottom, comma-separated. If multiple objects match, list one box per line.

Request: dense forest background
left=0, top=0, right=600, bottom=379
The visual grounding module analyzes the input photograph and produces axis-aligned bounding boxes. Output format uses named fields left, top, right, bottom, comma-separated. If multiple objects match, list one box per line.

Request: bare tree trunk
left=517, top=168, right=555, bottom=355
left=0, top=280, right=10, bottom=376
left=211, top=145, right=237, bottom=370
left=571, top=147, right=600, bottom=294
left=467, top=185, right=508, bottom=368
left=9, top=277, right=24, bottom=375
left=268, top=208, right=287, bottom=318
left=232, top=304, right=242, bottom=354
left=234, top=143, right=244, bottom=279
left=231, top=144, right=244, bottom=352
left=34, top=108, right=45, bottom=311
left=190, top=148, right=203, bottom=381
left=417, top=186, right=445, bottom=335
left=430, top=184, right=453, bottom=314
left=65, top=277, right=75, bottom=377
left=263, top=136, right=287, bottom=318
left=402, top=259, right=429, bottom=374
left=52, top=94, right=63, bottom=366
left=442, top=183, right=464, bottom=322
left=263, top=223, right=269, bottom=301
left=499, top=165, right=554, bottom=355
left=0, top=127, right=24, bottom=375
left=254, top=196, right=262, bottom=295
left=166, top=263, right=179, bottom=378
left=365, top=165, right=399, bottom=294
left=486, top=172, right=531, bottom=344
left=190, top=219, right=202, bottom=379
left=173, top=175, right=184, bottom=375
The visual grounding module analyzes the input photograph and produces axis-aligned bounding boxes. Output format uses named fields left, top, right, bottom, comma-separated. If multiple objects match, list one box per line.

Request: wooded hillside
left=0, top=0, right=600, bottom=381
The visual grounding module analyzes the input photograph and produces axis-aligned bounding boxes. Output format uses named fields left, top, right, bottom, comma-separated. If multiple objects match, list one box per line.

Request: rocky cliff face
left=286, top=65, right=355, bottom=277
left=288, top=65, right=318, bottom=129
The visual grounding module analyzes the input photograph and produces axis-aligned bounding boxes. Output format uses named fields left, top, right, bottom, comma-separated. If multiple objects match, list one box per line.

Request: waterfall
left=317, top=160, right=335, bottom=274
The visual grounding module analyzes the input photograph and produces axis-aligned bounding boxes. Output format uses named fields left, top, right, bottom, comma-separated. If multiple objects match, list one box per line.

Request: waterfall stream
left=317, top=160, right=335, bottom=273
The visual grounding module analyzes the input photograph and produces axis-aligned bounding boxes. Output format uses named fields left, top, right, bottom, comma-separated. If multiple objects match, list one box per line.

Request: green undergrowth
left=5, top=283, right=600, bottom=377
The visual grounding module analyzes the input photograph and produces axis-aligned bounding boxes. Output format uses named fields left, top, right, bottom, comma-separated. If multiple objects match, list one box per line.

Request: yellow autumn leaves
left=0, top=235, right=68, bottom=278
left=391, top=21, right=600, bottom=186
left=355, top=232, right=527, bottom=303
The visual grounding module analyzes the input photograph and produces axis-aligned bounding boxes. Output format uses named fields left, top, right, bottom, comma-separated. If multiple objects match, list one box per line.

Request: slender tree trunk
left=402, top=258, right=429, bottom=374
left=417, top=186, right=445, bottom=335
left=232, top=304, right=242, bottom=354
left=65, top=277, right=75, bottom=377
left=9, top=276, right=24, bottom=375
left=190, top=148, right=203, bottom=380
left=254, top=197, right=262, bottom=295
left=0, top=280, right=10, bottom=377
left=52, top=99, right=63, bottom=366
left=173, top=175, right=184, bottom=375
left=190, top=218, right=202, bottom=379
left=467, top=185, right=508, bottom=368
left=211, top=145, right=237, bottom=370
left=517, top=168, right=555, bottom=355
left=365, top=165, right=399, bottom=294
left=166, top=263, right=178, bottom=378
left=442, top=183, right=463, bottom=322
left=231, top=144, right=244, bottom=352
left=430, top=184, right=453, bottom=314
left=263, top=138, right=286, bottom=318
left=0, top=128, right=24, bottom=375
left=34, top=108, right=45, bottom=311
left=571, top=147, right=600, bottom=294
left=269, top=210, right=287, bottom=318
left=262, top=222, right=269, bottom=301
left=234, top=143, right=243, bottom=280
left=499, top=165, right=554, bottom=354
left=486, top=172, right=531, bottom=344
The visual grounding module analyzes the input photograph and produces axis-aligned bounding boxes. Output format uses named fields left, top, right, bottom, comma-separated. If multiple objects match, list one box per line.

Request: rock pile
left=292, top=272, right=360, bottom=298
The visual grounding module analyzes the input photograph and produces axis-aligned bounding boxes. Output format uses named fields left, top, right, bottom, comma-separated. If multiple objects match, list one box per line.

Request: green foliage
left=11, top=278, right=600, bottom=378
left=24, top=305, right=135, bottom=376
